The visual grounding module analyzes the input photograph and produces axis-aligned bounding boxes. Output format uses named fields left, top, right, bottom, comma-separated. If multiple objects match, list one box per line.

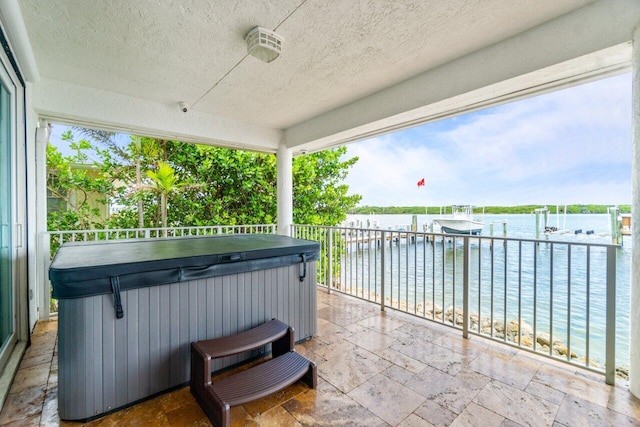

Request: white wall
left=24, top=82, right=39, bottom=331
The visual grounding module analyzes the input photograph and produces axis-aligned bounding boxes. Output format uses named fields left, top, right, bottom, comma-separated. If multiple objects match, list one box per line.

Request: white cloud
left=344, top=73, right=632, bottom=206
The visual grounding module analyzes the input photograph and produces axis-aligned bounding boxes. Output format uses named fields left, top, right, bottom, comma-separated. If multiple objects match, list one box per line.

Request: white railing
left=292, top=225, right=620, bottom=384
left=41, top=225, right=277, bottom=317
left=48, top=224, right=276, bottom=244
left=40, top=223, right=621, bottom=384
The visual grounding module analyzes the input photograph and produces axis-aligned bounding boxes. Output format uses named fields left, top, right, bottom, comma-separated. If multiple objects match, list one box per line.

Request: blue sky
left=49, top=126, right=131, bottom=160
left=344, top=73, right=632, bottom=207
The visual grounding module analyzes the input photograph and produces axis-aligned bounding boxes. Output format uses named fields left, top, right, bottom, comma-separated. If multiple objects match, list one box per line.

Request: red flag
left=417, top=178, right=425, bottom=187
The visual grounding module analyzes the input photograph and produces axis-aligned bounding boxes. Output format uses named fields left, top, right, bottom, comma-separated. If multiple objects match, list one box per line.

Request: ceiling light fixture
left=245, top=26, right=283, bottom=63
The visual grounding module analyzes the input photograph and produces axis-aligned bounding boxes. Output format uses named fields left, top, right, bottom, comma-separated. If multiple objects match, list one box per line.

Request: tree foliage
left=46, top=131, right=112, bottom=230
left=47, top=130, right=361, bottom=230
left=161, top=142, right=279, bottom=226
left=293, top=148, right=360, bottom=225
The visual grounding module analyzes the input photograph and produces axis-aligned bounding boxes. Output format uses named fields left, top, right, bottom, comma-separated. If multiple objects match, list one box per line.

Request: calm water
left=344, top=213, right=632, bottom=367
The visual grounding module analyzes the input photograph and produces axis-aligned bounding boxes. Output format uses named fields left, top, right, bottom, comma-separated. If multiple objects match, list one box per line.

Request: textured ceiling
left=19, top=0, right=595, bottom=130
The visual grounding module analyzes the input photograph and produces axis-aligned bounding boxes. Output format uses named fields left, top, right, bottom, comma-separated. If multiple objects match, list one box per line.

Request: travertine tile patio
left=1, top=288, right=639, bottom=426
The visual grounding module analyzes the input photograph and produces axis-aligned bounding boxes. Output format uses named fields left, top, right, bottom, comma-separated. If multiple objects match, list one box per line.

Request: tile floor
left=1, top=288, right=640, bottom=426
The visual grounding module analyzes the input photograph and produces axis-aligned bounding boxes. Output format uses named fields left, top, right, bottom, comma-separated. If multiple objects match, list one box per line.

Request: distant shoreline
left=349, top=204, right=631, bottom=215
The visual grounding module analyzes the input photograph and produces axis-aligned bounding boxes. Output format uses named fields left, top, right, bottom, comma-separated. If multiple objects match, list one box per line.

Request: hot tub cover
left=50, top=234, right=320, bottom=301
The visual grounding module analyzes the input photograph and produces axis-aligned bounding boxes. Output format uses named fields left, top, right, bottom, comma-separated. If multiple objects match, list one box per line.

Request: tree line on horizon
left=350, top=204, right=632, bottom=215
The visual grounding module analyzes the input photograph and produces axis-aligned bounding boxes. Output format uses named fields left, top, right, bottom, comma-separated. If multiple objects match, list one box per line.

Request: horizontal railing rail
left=48, top=224, right=276, bottom=247
left=292, top=224, right=620, bottom=384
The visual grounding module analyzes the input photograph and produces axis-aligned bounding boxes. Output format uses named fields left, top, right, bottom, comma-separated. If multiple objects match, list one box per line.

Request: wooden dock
left=343, top=230, right=428, bottom=247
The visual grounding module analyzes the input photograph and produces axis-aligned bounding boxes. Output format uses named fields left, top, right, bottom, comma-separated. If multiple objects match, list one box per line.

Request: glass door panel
left=0, top=78, right=12, bottom=352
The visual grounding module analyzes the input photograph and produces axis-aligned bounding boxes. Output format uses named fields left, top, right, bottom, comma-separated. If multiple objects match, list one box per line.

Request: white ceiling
left=11, top=0, right=638, bottom=152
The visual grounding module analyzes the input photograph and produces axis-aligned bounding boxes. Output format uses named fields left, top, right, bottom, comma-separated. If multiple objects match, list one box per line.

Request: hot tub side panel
left=57, top=263, right=317, bottom=421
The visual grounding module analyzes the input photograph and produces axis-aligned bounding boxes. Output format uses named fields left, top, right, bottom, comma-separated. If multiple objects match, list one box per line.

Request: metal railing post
left=605, top=245, right=617, bottom=385
left=463, top=236, right=470, bottom=339
left=327, top=229, right=333, bottom=294
left=380, top=230, right=386, bottom=311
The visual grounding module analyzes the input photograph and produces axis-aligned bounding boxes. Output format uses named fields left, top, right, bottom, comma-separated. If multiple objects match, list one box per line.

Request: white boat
left=433, top=205, right=484, bottom=235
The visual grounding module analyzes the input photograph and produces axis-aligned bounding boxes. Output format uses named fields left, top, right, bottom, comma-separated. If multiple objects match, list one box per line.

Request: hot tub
left=49, top=234, right=319, bottom=421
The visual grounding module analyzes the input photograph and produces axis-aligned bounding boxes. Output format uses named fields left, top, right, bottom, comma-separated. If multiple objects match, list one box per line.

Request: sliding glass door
left=0, top=61, right=16, bottom=369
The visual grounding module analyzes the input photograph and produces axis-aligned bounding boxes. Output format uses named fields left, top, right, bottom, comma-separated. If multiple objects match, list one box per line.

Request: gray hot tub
left=49, top=234, right=319, bottom=421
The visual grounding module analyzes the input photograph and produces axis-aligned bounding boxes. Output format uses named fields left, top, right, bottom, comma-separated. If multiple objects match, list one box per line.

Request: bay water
left=344, top=213, right=631, bottom=368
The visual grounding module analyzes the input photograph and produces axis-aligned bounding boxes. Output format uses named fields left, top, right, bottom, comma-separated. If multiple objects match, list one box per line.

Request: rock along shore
left=342, top=287, right=628, bottom=380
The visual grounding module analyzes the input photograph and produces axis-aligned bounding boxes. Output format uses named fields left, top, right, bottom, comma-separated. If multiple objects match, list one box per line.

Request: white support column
left=630, top=26, right=640, bottom=398
left=276, top=141, right=293, bottom=236
left=35, top=120, right=51, bottom=321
